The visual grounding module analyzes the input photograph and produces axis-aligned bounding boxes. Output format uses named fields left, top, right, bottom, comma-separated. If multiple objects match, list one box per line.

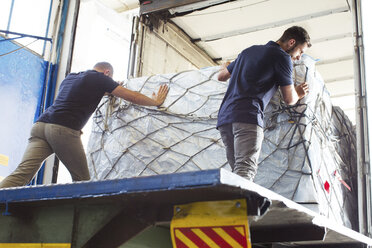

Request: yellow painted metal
left=171, top=199, right=251, bottom=248
left=0, top=244, right=70, bottom=248
left=0, top=154, right=9, bottom=166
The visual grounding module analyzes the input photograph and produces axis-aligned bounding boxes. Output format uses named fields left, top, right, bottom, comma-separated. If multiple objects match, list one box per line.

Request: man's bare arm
left=110, top=84, right=169, bottom=107
left=218, top=62, right=232, bottom=81
left=280, top=82, right=309, bottom=105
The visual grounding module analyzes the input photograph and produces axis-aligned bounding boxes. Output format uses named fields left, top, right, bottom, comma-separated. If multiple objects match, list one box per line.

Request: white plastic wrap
left=87, top=55, right=357, bottom=228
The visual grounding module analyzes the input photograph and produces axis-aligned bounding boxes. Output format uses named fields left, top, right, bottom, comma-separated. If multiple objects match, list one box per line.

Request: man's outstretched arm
left=111, top=84, right=169, bottom=107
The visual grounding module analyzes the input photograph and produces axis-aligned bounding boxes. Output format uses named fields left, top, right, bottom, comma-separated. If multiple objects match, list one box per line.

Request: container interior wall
left=139, top=24, right=197, bottom=76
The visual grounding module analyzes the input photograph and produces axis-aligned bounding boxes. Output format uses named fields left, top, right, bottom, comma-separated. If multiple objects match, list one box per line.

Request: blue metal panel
left=42, top=0, right=54, bottom=56
left=0, top=37, right=47, bottom=179
left=0, top=169, right=222, bottom=203
left=6, top=0, right=15, bottom=32
left=55, top=0, right=69, bottom=66
left=0, top=30, right=53, bottom=42
left=33, top=61, right=53, bottom=120
left=0, top=169, right=371, bottom=247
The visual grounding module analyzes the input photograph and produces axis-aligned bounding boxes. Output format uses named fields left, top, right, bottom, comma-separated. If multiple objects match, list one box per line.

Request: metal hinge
left=360, top=95, right=367, bottom=109
left=354, top=32, right=364, bottom=48
left=364, top=162, right=370, bottom=175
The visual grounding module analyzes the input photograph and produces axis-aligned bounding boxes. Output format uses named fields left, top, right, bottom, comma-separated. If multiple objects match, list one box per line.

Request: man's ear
left=104, top=69, right=110, bottom=76
left=288, top=38, right=296, bottom=48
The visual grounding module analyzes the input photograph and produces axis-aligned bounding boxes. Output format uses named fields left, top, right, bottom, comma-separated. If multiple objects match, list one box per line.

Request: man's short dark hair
left=93, top=62, right=114, bottom=77
left=279, top=26, right=312, bottom=47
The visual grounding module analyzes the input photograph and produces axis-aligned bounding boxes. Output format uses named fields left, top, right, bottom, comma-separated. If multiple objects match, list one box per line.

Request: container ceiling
left=104, top=0, right=356, bottom=122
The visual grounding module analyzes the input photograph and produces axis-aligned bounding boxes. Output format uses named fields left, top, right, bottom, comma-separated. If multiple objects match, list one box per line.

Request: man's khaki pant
left=0, top=122, right=90, bottom=188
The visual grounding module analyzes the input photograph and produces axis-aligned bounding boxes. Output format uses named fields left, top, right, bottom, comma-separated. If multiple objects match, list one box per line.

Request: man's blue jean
left=219, top=122, right=264, bottom=181
left=0, top=122, right=90, bottom=188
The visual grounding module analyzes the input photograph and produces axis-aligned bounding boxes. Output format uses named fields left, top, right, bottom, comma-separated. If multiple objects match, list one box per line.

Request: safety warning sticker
left=171, top=199, right=251, bottom=248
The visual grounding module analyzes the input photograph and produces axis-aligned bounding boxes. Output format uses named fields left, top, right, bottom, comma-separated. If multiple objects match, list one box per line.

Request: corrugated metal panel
left=149, top=0, right=356, bottom=122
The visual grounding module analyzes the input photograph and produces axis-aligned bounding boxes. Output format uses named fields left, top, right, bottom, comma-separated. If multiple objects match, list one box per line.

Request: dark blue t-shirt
left=38, top=70, right=119, bottom=130
left=217, top=41, right=293, bottom=128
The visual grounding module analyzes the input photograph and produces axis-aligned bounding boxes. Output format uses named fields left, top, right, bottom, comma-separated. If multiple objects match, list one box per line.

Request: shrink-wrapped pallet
left=87, top=55, right=357, bottom=228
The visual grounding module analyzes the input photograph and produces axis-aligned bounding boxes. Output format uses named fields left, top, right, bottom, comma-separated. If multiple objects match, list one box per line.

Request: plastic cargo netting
left=87, top=55, right=357, bottom=229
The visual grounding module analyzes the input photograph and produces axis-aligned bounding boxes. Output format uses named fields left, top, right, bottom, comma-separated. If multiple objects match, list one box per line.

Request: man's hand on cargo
left=111, top=84, right=168, bottom=107
left=295, top=82, right=309, bottom=99
left=152, top=84, right=169, bottom=106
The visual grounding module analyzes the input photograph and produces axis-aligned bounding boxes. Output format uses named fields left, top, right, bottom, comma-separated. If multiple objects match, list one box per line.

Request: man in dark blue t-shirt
left=0, top=62, right=168, bottom=188
left=217, top=26, right=311, bottom=181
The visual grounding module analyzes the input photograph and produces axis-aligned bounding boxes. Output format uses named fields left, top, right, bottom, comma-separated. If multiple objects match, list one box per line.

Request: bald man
left=0, top=62, right=168, bottom=188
